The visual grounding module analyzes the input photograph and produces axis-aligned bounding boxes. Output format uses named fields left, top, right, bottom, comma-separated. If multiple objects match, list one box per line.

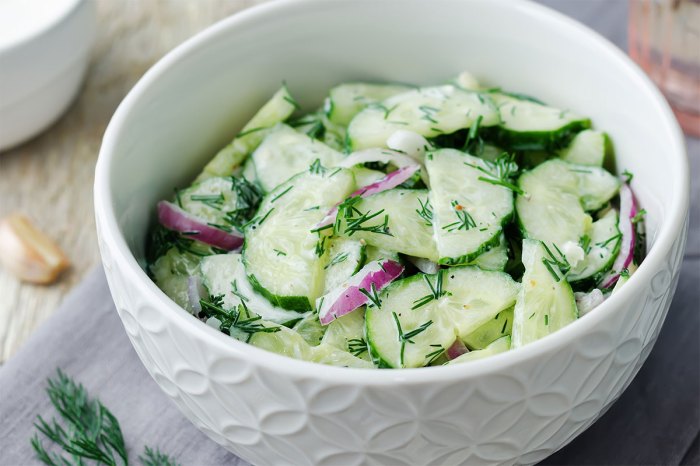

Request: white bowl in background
left=0, top=0, right=95, bottom=151
left=94, top=0, right=689, bottom=464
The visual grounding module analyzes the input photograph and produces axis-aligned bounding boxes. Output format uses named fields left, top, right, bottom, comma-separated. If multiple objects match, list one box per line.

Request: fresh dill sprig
left=596, top=233, right=622, bottom=248
left=199, top=295, right=280, bottom=338
left=464, top=153, right=524, bottom=195
left=631, top=209, right=646, bottom=224
left=270, top=185, right=293, bottom=203
left=231, top=280, right=249, bottom=302
left=622, top=169, right=634, bottom=183
left=314, top=235, right=327, bottom=257
left=224, top=177, right=262, bottom=228
left=416, top=197, right=433, bottom=227
left=463, top=115, right=484, bottom=154
left=541, top=242, right=571, bottom=282
left=392, top=313, right=434, bottom=367
left=31, top=370, right=179, bottom=466
left=139, top=447, right=180, bottom=466
left=424, top=344, right=444, bottom=365
left=147, top=226, right=212, bottom=263
left=325, top=252, right=349, bottom=269
left=190, top=193, right=224, bottom=209
left=442, top=200, right=476, bottom=232
left=418, top=105, right=439, bottom=124
left=579, top=234, right=592, bottom=255
left=347, top=338, right=368, bottom=357
left=359, top=282, right=382, bottom=308
left=338, top=196, right=392, bottom=237
left=309, top=158, right=326, bottom=175
left=411, top=270, right=450, bottom=309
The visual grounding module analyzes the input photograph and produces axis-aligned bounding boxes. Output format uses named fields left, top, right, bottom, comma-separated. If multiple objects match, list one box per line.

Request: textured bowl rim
left=95, top=0, right=689, bottom=385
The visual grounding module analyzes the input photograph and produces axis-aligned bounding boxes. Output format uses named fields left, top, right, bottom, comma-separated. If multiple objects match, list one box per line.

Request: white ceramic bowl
left=94, top=1, right=689, bottom=464
left=0, top=0, right=94, bottom=151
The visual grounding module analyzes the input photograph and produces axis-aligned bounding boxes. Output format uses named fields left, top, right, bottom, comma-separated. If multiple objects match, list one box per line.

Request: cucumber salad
left=147, top=72, right=646, bottom=369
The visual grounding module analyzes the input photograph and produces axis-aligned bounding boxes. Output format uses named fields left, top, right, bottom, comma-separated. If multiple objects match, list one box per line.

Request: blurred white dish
left=0, top=0, right=95, bottom=151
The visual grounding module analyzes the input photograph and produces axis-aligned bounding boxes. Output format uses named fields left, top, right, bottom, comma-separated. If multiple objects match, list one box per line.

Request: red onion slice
left=599, top=183, right=637, bottom=289
left=317, top=259, right=404, bottom=325
left=315, top=165, right=420, bottom=229
left=157, top=201, right=244, bottom=251
left=446, top=339, right=469, bottom=360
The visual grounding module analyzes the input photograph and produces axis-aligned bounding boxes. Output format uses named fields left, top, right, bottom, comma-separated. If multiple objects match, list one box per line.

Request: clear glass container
left=629, top=0, right=700, bottom=136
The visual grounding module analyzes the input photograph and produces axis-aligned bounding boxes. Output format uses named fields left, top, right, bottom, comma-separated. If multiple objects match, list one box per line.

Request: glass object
left=629, top=0, right=700, bottom=136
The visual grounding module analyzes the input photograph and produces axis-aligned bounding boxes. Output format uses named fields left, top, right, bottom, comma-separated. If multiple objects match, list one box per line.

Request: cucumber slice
left=468, top=234, right=509, bottom=271
left=517, top=161, right=620, bottom=288
left=249, top=326, right=373, bottom=368
left=200, top=254, right=305, bottom=325
left=321, top=308, right=371, bottom=361
left=426, top=149, right=514, bottom=265
left=365, top=273, right=455, bottom=368
left=326, top=82, right=413, bottom=126
left=334, top=189, right=439, bottom=261
left=292, top=312, right=326, bottom=346
left=322, top=238, right=367, bottom=292
left=197, top=85, right=298, bottom=180
left=516, top=159, right=619, bottom=247
left=251, top=124, right=345, bottom=192
left=177, top=176, right=261, bottom=230
left=574, top=165, right=621, bottom=211
left=568, top=210, right=621, bottom=287
left=366, top=267, right=519, bottom=368
left=517, top=160, right=591, bottom=248
left=150, top=248, right=195, bottom=312
left=347, top=85, right=500, bottom=151
left=240, top=157, right=258, bottom=184
left=559, top=129, right=611, bottom=167
left=490, top=93, right=591, bottom=151
left=448, top=335, right=511, bottom=364
left=462, top=307, right=513, bottom=350
left=364, top=246, right=401, bottom=263
left=511, top=239, right=578, bottom=348
left=243, top=168, right=355, bottom=311
left=311, top=344, right=374, bottom=368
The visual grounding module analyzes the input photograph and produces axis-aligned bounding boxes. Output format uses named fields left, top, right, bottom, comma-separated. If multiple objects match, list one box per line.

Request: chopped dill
left=442, top=200, right=477, bottom=232
left=464, top=153, right=524, bottom=195
left=416, top=197, right=434, bottom=226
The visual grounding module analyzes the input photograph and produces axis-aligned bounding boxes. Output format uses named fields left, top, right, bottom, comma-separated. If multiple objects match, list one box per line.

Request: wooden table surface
left=0, top=0, right=264, bottom=363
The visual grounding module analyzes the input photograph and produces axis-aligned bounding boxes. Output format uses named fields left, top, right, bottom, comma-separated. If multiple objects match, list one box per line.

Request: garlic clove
left=0, top=214, right=70, bottom=284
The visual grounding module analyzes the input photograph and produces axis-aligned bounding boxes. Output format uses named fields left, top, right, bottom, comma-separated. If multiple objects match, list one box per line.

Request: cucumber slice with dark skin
left=487, top=93, right=591, bottom=152
left=322, top=238, right=367, bottom=293
left=462, top=306, right=513, bottom=350
left=326, top=82, right=413, bottom=126
left=366, top=267, right=519, bottom=368
left=251, top=124, right=345, bottom=193
left=448, top=335, right=511, bottom=364
left=243, top=168, right=356, bottom=311
left=334, top=189, right=439, bottom=261
left=425, top=149, right=514, bottom=265
left=511, top=239, right=578, bottom=348
left=197, top=85, right=299, bottom=181
left=347, top=85, right=500, bottom=151
left=559, top=129, right=612, bottom=167
left=516, top=159, right=621, bottom=286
